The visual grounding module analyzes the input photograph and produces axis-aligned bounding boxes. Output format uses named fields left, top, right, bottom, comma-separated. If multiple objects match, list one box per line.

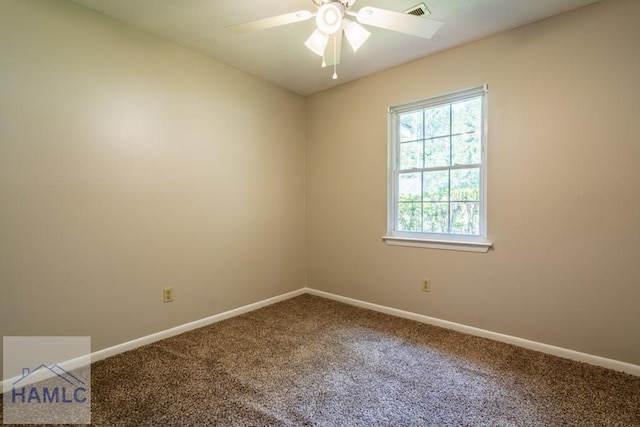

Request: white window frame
left=383, top=85, right=492, bottom=253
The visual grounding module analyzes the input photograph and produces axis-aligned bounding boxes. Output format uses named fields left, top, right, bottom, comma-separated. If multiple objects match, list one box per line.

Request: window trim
left=383, top=85, right=492, bottom=253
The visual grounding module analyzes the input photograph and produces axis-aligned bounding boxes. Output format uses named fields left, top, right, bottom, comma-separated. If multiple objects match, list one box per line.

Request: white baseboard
left=2, top=288, right=306, bottom=389
left=4, top=286, right=638, bottom=390
left=90, top=288, right=307, bottom=363
left=304, top=288, right=640, bottom=377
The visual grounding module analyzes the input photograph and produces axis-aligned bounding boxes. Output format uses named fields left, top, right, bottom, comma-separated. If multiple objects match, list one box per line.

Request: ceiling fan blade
left=355, top=6, right=443, bottom=39
left=323, top=33, right=342, bottom=67
left=226, top=10, right=314, bottom=34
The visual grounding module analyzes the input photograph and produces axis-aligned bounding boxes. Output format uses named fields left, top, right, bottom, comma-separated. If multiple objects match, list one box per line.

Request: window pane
left=398, top=173, right=421, bottom=202
left=452, top=97, right=481, bottom=135
left=398, top=202, right=422, bottom=231
left=424, top=105, right=450, bottom=139
left=399, top=141, right=423, bottom=170
left=423, top=202, right=449, bottom=233
left=452, top=133, right=481, bottom=165
left=389, top=86, right=486, bottom=241
left=423, top=170, right=449, bottom=202
left=424, top=137, right=450, bottom=168
left=450, top=168, right=480, bottom=201
left=450, top=202, right=479, bottom=235
left=400, top=111, right=423, bottom=142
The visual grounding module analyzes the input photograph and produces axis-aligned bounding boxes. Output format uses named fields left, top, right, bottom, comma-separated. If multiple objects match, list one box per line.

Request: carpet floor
left=2, top=294, right=639, bottom=426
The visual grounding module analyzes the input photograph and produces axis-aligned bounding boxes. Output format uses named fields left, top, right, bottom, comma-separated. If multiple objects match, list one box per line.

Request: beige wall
left=307, top=0, right=640, bottom=365
left=0, top=0, right=306, bottom=362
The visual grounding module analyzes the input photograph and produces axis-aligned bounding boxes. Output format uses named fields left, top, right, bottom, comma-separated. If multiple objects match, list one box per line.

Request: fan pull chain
left=332, top=36, right=337, bottom=80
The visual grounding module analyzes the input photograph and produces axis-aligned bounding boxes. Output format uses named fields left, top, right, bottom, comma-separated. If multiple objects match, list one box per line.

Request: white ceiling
left=70, top=0, right=600, bottom=96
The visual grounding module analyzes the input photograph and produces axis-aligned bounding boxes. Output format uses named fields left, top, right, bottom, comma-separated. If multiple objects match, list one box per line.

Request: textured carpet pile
left=2, top=294, right=639, bottom=426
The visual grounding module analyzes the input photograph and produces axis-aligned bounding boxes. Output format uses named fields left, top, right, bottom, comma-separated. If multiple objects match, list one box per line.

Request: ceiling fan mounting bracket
left=313, top=0, right=356, bottom=9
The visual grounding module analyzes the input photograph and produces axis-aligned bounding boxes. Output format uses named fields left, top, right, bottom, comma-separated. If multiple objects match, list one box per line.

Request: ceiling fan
left=227, top=0, right=443, bottom=79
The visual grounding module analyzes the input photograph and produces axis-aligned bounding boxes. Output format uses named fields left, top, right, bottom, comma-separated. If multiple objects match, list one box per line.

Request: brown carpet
left=2, top=294, right=639, bottom=426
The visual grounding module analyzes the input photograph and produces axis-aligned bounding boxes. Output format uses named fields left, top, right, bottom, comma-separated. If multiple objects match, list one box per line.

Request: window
left=384, top=85, right=492, bottom=252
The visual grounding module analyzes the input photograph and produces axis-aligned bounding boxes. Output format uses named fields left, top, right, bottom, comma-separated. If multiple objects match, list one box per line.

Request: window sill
left=382, top=236, right=493, bottom=253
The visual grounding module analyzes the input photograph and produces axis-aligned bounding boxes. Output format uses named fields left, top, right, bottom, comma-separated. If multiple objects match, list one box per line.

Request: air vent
left=404, top=3, right=431, bottom=17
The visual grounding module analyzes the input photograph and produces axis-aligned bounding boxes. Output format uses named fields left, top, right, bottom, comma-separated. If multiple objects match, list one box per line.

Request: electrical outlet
left=422, top=278, right=430, bottom=292
left=163, top=287, right=174, bottom=303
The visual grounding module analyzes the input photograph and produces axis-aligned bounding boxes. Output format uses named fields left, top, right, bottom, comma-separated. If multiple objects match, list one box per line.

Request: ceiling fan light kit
left=305, top=28, right=329, bottom=56
left=316, top=2, right=344, bottom=35
left=343, top=18, right=370, bottom=52
left=227, top=1, right=443, bottom=80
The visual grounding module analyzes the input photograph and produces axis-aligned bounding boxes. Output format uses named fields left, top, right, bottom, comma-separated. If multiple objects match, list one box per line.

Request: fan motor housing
left=314, top=0, right=350, bottom=5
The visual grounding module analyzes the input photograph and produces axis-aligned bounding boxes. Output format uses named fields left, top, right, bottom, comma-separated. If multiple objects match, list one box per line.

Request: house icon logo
left=11, top=364, right=88, bottom=404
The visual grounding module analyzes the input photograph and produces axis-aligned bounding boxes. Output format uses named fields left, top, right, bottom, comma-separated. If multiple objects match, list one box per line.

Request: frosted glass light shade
left=344, top=19, right=370, bottom=52
left=305, top=28, right=329, bottom=56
